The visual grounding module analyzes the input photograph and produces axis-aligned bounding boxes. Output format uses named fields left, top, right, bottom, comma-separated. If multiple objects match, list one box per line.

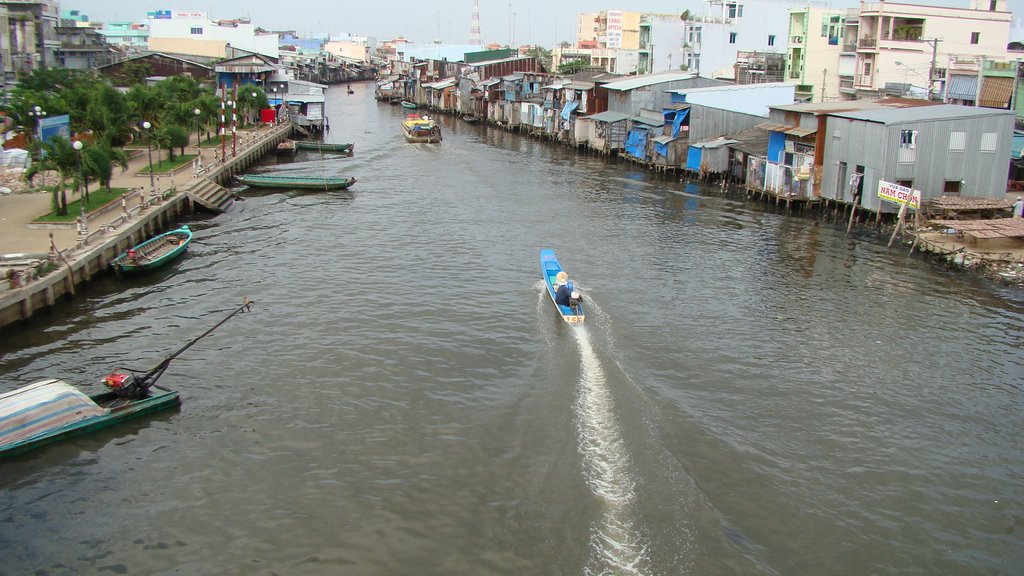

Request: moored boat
left=111, top=225, right=192, bottom=274
left=238, top=173, right=357, bottom=191
left=462, top=113, right=480, bottom=123
left=402, top=114, right=442, bottom=143
left=540, top=248, right=585, bottom=323
left=0, top=299, right=255, bottom=458
left=276, top=139, right=297, bottom=156
left=295, top=141, right=354, bottom=154
left=400, top=100, right=417, bottom=109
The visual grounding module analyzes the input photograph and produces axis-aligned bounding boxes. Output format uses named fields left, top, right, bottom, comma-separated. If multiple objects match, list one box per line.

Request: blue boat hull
left=540, top=248, right=585, bottom=323
left=111, top=226, right=192, bottom=274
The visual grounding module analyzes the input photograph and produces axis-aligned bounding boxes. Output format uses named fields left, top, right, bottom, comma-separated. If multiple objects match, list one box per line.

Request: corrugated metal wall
left=822, top=112, right=1014, bottom=211
left=687, top=104, right=767, bottom=141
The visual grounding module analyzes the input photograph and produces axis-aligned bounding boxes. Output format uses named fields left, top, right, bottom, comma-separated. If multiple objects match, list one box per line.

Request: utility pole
left=924, top=38, right=940, bottom=100
left=821, top=68, right=827, bottom=102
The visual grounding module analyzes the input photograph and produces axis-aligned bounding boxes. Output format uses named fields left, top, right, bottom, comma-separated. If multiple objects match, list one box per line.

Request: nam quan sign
left=877, top=180, right=921, bottom=209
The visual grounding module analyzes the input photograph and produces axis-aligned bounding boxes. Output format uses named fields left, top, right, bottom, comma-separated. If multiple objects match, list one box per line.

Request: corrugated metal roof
left=603, top=72, right=696, bottom=91
left=669, top=82, right=792, bottom=95
left=827, top=103, right=1014, bottom=124
left=564, top=81, right=595, bottom=90
left=586, top=111, right=630, bottom=123
left=692, top=138, right=739, bottom=149
left=631, top=116, right=664, bottom=127
left=787, top=126, right=817, bottom=137
left=652, top=135, right=676, bottom=144
left=770, top=97, right=939, bottom=114
left=424, top=78, right=457, bottom=89
left=723, top=127, right=771, bottom=156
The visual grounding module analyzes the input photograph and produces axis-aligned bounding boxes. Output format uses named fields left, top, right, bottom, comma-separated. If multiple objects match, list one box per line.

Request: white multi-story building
left=842, top=0, right=1011, bottom=99
left=146, top=10, right=278, bottom=59
left=639, top=13, right=684, bottom=74
left=681, top=0, right=823, bottom=79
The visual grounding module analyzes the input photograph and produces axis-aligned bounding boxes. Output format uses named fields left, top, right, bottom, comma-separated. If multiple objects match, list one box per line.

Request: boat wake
left=572, top=324, right=649, bottom=575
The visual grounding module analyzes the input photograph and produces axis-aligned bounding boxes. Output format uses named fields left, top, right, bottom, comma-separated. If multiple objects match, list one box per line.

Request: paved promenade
left=0, top=127, right=266, bottom=257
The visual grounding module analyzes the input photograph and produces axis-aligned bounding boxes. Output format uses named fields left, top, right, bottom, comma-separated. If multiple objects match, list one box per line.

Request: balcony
left=859, top=37, right=877, bottom=49
left=842, top=42, right=858, bottom=52
left=790, top=36, right=804, bottom=45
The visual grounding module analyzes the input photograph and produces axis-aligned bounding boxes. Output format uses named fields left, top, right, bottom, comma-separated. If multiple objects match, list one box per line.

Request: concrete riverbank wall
left=0, top=123, right=293, bottom=332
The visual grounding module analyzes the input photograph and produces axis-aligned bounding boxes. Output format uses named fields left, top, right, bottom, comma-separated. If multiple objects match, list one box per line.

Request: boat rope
left=133, top=297, right=256, bottom=389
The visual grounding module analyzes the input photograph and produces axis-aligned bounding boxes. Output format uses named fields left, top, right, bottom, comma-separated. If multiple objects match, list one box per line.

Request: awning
left=586, top=111, right=630, bottom=123
left=652, top=135, right=676, bottom=144
left=786, top=126, right=817, bottom=137
left=755, top=122, right=793, bottom=132
left=946, top=75, right=979, bottom=101
left=631, top=116, right=664, bottom=127
left=979, top=76, right=1014, bottom=108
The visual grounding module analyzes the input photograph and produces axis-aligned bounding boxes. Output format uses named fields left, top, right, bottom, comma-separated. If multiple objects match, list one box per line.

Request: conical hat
left=555, top=271, right=568, bottom=283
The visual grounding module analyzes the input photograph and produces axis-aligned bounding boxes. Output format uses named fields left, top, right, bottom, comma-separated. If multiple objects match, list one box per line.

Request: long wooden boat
left=540, top=248, right=585, bottom=323
left=238, top=174, right=357, bottom=191
left=400, top=101, right=418, bottom=109
left=0, top=298, right=255, bottom=458
left=111, top=225, right=192, bottom=274
left=402, top=114, right=442, bottom=143
left=295, top=141, right=354, bottom=154
left=0, top=379, right=180, bottom=458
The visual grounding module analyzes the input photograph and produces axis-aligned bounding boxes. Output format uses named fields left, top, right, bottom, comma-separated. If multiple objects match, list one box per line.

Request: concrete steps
left=185, top=178, right=237, bottom=213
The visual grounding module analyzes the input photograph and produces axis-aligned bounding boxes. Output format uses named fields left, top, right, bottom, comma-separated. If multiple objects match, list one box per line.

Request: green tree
left=163, top=124, right=190, bottom=158
left=116, top=61, right=153, bottom=87
left=25, top=136, right=79, bottom=215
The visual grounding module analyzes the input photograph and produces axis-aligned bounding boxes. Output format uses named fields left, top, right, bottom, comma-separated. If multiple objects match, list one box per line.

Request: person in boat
left=127, top=248, right=138, bottom=261
left=554, top=271, right=583, bottom=312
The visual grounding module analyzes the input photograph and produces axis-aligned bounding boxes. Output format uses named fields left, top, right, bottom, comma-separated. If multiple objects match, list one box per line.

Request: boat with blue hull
left=540, top=249, right=585, bottom=323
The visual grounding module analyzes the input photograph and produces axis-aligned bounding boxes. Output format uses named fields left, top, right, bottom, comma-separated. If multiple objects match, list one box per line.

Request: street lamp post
left=27, top=105, right=46, bottom=156
left=194, top=108, right=202, bottom=169
left=142, top=121, right=155, bottom=209
left=251, top=91, right=258, bottom=126
left=271, top=87, right=278, bottom=124
left=73, top=140, right=87, bottom=243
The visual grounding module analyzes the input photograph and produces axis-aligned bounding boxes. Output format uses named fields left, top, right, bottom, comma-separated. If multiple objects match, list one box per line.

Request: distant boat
left=295, top=141, right=354, bottom=154
left=238, top=174, right=357, bottom=191
left=400, top=101, right=417, bottom=109
left=462, top=113, right=480, bottom=123
left=111, top=225, right=192, bottom=274
left=402, top=114, right=442, bottom=143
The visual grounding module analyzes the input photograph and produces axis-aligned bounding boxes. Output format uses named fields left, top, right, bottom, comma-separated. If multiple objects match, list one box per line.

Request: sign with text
left=877, top=180, right=921, bottom=209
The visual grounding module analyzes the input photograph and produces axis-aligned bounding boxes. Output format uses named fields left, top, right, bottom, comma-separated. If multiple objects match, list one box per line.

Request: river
left=2, top=84, right=1022, bottom=575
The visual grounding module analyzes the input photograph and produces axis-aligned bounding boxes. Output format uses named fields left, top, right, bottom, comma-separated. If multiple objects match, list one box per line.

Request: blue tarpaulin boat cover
left=560, top=100, right=580, bottom=120
left=625, top=129, right=648, bottom=159
left=0, top=379, right=107, bottom=448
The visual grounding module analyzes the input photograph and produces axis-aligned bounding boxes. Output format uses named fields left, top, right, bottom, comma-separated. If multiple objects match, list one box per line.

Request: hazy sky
left=66, top=0, right=1024, bottom=47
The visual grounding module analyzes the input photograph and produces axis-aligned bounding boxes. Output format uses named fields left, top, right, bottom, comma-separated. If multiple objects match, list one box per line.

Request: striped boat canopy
left=0, top=379, right=108, bottom=448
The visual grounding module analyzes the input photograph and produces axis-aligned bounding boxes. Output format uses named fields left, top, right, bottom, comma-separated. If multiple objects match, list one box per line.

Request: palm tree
left=25, top=136, right=79, bottom=215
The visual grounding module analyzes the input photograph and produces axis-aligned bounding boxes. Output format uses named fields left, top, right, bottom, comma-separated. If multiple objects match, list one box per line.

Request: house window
left=990, top=0, right=998, bottom=10
left=980, top=132, right=998, bottom=152
left=727, top=3, right=744, bottom=18
left=943, top=180, right=962, bottom=195
left=897, top=180, right=914, bottom=189
left=970, top=32, right=980, bottom=44
left=768, top=35, right=776, bottom=46
left=864, top=62, right=872, bottom=76
left=729, top=32, right=737, bottom=44
left=949, top=131, right=966, bottom=150
left=190, top=27, right=203, bottom=35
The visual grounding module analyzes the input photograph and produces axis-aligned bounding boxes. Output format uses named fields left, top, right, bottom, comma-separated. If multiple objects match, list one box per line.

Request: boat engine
left=569, top=290, right=583, bottom=313
left=103, top=372, right=144, bottom=398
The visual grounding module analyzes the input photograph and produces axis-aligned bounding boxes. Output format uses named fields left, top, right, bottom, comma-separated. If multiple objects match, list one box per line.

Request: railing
left=842, top=42, right=858, bottom=52
left=859, top=37, right=877, bottom=48
left=790, top=36, right=804, bottom=45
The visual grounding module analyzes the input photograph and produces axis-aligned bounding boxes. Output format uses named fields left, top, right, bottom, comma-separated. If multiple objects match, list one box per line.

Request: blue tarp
left=655, top=142, right=669, bottom=157
left=560, top=100, right=580, bottom=120
left=767, top=130, right=787, bottom=164
left=625, top=129, right=648, bottom=160
left=671, top=109, right=689, bottom=139
left=686, top=146, right=702, bottom=171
